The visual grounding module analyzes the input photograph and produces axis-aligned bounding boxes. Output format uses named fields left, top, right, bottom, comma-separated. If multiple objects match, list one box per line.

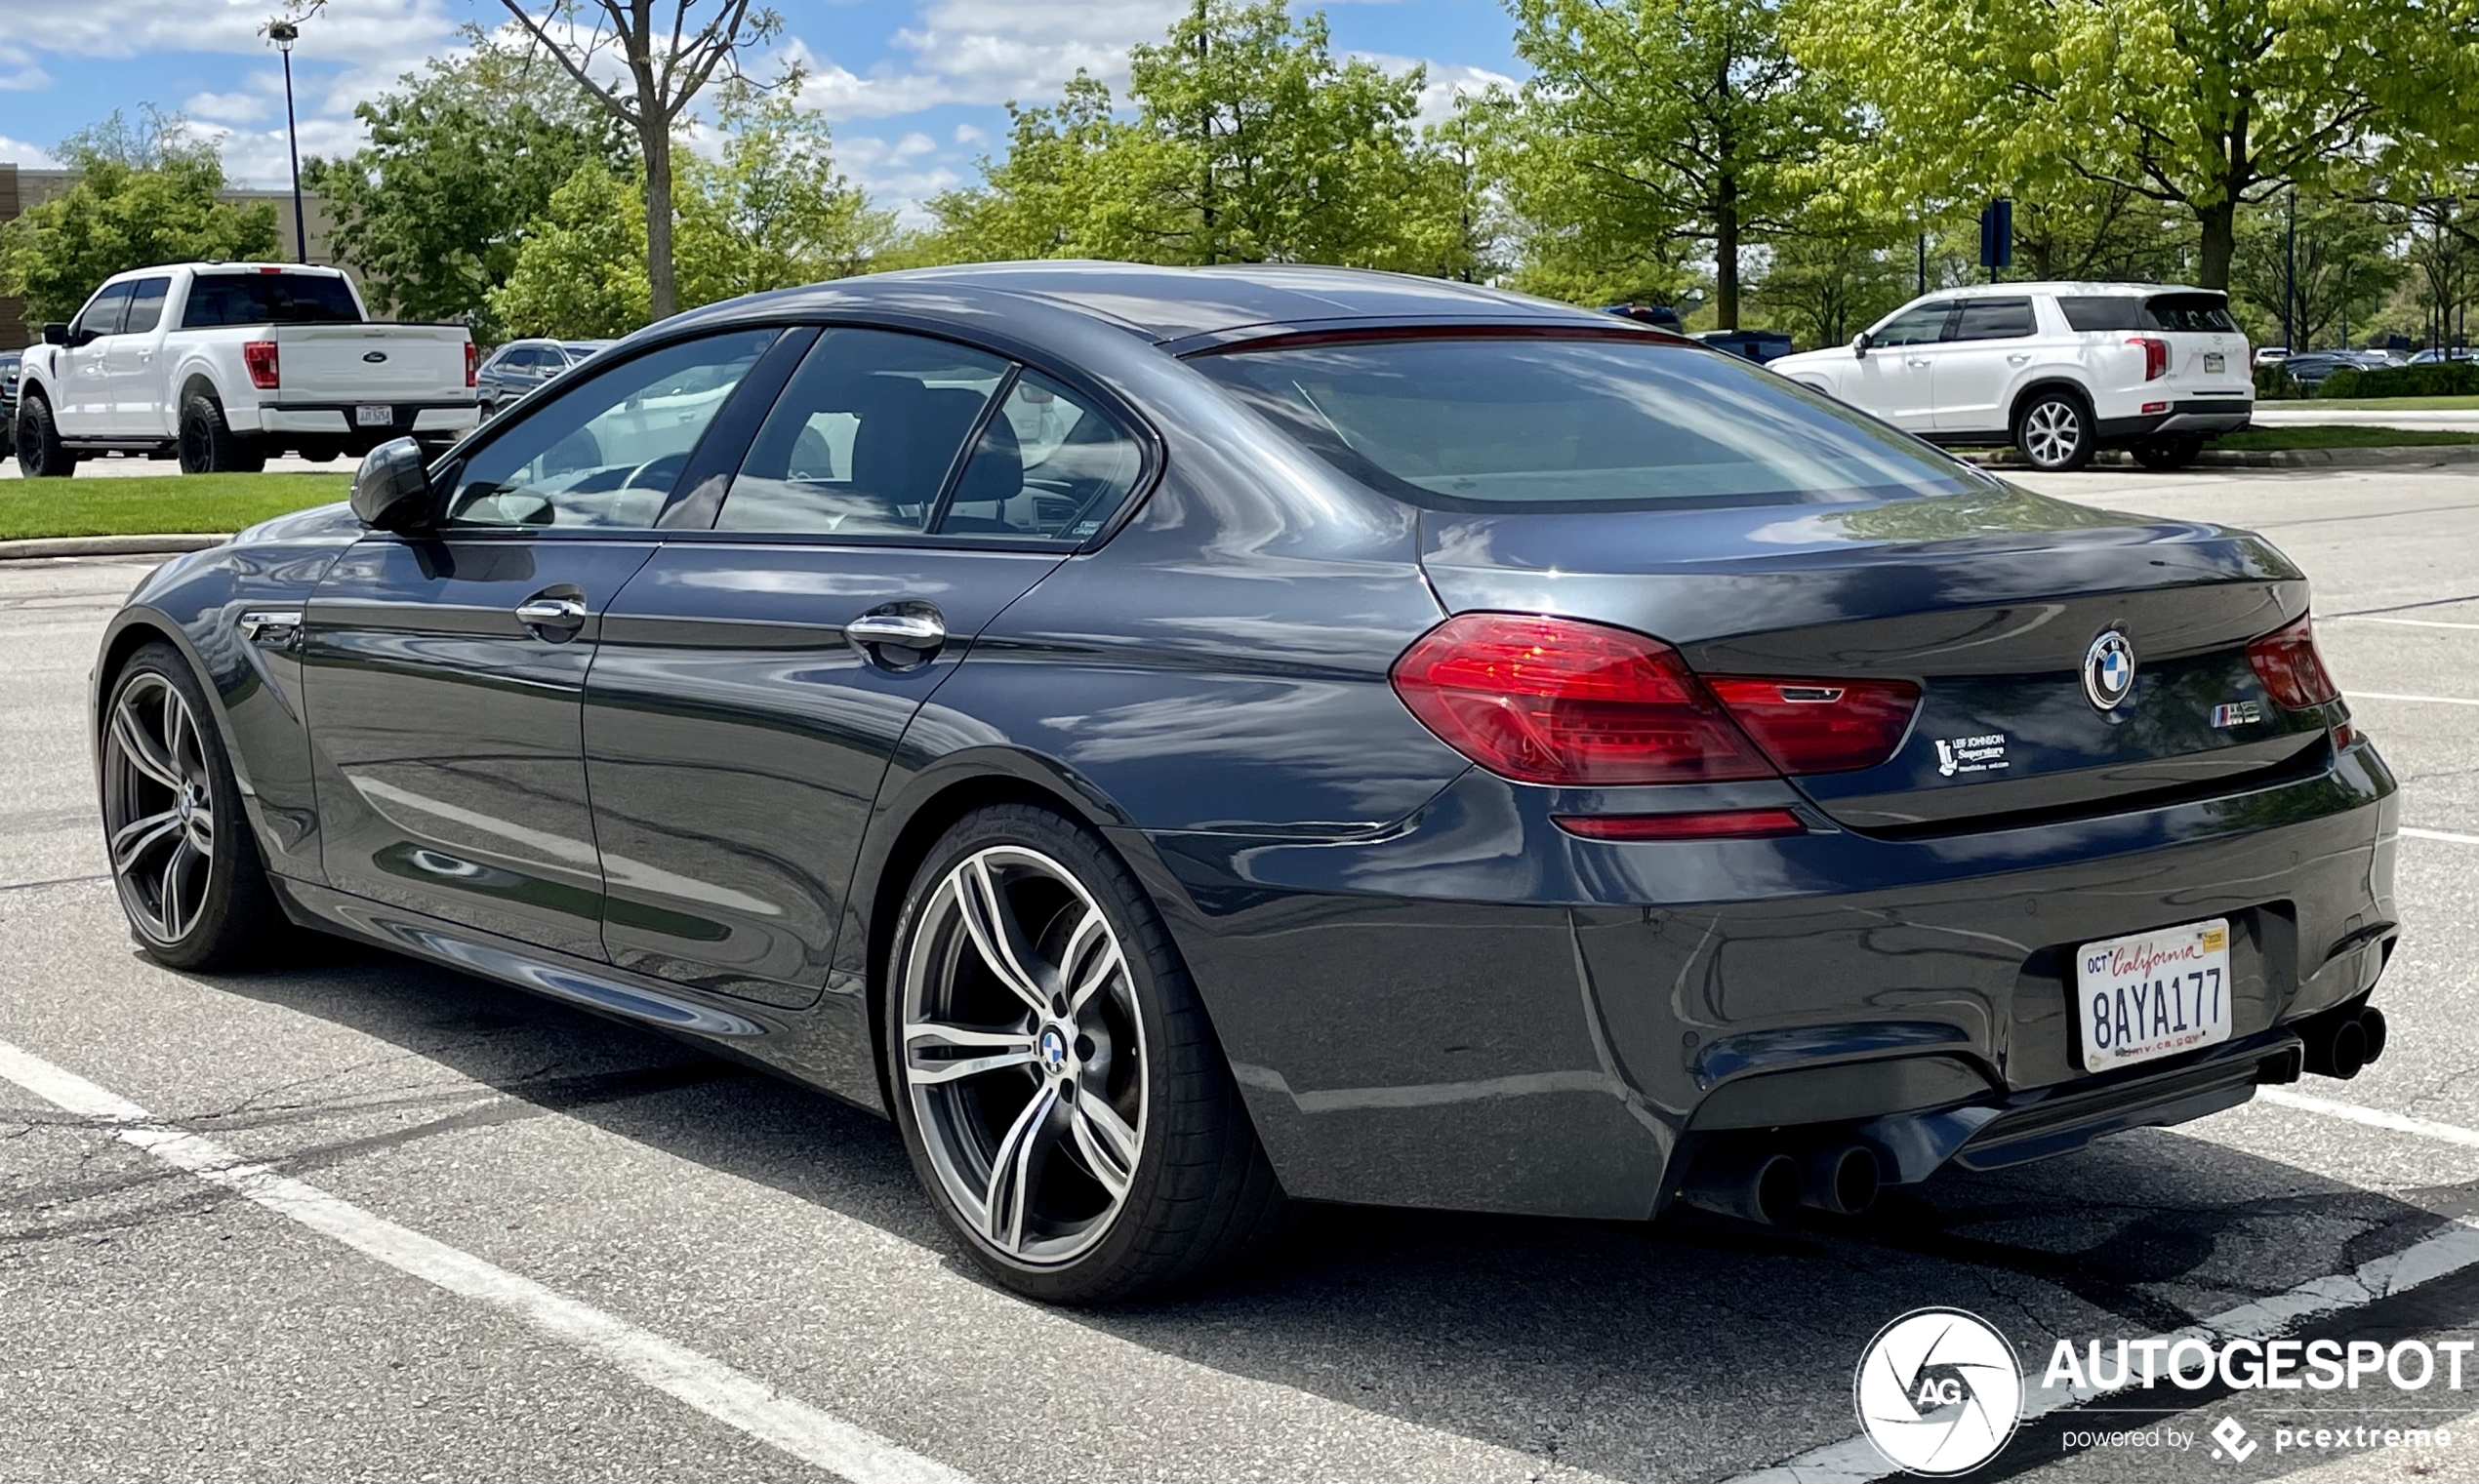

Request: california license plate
left=2205, top=352, right=2226, bottom=374
left=355, top=404, right=393, bottom=427
left=2077, top=918, right=2232, bottom=1070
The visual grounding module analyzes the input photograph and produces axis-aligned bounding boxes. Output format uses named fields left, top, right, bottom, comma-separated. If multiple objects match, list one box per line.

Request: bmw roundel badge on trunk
left=2084, top=628, right=2136, bottom=711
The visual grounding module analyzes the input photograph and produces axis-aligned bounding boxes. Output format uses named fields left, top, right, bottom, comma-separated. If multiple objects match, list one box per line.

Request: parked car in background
left=2407, top=347, right=2477, bottom=365
left=1603, top=303, right=1687, bottom=334
left=1697, top=328, right=1796, bottom=363
left=477, top=338, right=612, bottom=417
left=14, top=262, right=477, bottom=476
left=1770, top=282, right=2254, bottom=471
left=2254, top=345, right=2290, bottom=367
left=2271, top=351, right=2361, bottom=390
left=0, top=349, right=20, bottom=445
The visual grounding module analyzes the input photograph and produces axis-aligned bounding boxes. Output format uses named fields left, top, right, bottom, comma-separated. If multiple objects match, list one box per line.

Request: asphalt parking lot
left=3, top=460, right=2477, bottom=1484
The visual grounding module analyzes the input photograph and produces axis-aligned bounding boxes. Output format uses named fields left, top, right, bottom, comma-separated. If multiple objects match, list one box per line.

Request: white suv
left=1768, top=282, right=2254, bottom=471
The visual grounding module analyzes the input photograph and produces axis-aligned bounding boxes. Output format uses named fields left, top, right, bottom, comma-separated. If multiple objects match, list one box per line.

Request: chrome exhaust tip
left=1678, top=1146, right=1802, bottom=1225
left=1799, top=1143, right=1882, bottom=1217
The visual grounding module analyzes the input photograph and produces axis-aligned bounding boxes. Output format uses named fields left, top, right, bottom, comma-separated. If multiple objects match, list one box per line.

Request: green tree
left=0, top=109, right=278, bottom=324
left=304, top=30, right=629, bottom=337
left=924, top=75, right=1168, bottom=262
left=487, top=162, right=648, bottom=338
left=1788, top=0, right=2452, bottom=290
left=2230, top=192, right=2402, bottom=348
left=1489, top=0, right=1831, bottom=327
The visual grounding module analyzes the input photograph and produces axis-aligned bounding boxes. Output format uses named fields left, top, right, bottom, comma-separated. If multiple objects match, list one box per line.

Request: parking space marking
left=1727, top=1212, right=2479, bottom=1484
left=2351, top=691, right=2479, bottom=707
left=2258, top=1087, right=2479, bottom=1150
left=0, top=1038, right=976, bottom=1484
left=2405, top=826, right=2479, bottom=846
left=2328, top=616, right=2479, bottom=632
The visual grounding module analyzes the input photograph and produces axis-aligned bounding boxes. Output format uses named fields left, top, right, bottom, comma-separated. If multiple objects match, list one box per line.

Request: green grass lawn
left=2270, top=394, right=2479, bottom=411
left=0, top=472, right=349, bottom=541
left=2215, top=425, right=2479, bottom=452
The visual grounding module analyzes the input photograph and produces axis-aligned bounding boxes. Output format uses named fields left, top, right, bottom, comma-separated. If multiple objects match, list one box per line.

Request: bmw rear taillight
left=2129, top=336, right=2169, bottom=381
left=1703, top=676, right=1923, bottom=774
left=242, top=340, right=279, bottom=389
left=465, top=341, right=478, bottom=387
left=2249, top=614, right=2340, bottom=708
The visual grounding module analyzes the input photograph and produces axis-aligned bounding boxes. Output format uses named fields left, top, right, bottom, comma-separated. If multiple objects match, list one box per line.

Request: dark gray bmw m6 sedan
left=92, top=263, right=2400, bottom=1302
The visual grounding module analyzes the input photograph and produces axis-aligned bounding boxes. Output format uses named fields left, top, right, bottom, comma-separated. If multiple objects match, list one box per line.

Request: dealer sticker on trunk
left=2077, top=917, right=2232, bottom=1070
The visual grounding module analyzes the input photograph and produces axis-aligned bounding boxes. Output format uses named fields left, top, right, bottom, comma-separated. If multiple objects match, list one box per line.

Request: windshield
left=182, top=271, right=363, bottom=328
left=1190, top=334, right=1989, bottom=511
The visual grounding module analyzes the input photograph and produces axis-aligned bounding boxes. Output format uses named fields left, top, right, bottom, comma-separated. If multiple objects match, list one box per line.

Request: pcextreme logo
left=1854, top=1307, right=2025, bottom=1475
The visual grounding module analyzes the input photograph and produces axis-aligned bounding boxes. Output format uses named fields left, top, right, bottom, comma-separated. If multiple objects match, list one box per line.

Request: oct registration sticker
left=2077, top=918, right=2232, bottom=1070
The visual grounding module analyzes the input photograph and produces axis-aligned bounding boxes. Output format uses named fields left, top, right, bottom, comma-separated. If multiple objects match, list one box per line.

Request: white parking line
left=2406, top=826, right=2479, bottom=846
left=2328, top=616, right=2479, bottom=632
left=0, top=1039, right=974, bottom=1484
left=2352, top=691, right=2479, bottom=706
left=2258, top=1087, right=2479, bottom=1150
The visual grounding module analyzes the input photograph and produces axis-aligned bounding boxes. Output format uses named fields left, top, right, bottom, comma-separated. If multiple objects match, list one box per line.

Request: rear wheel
left=178, top=392, right=265, bottom=474
left=885, top=803, right=1287, bottom=1303
left=2012, top=389, right=2095, bottom=471
left=100, top=643, right=286, bottom=970
left=2131, top=435, right=2205, bottom=471
left=16, top=391, right=76, bottom=477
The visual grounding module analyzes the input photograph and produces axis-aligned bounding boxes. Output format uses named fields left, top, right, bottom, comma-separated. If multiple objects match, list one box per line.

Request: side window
left=121, top=277, right=172, bottom=335
left=444, top=329, right=778, bottom=531
left=504, top=346, right=544, bottom=373
left=1871, top=301, right=1955, bottom=347
left=1952, top=298, right=2035, bottom=341
left=73, top=282, right=134, bottom=340
left=717, top=328, right=1008, bottom=537
left=2057, top=297, right=2143, bottom=333
left=939, top=371, right=1146, bottom=541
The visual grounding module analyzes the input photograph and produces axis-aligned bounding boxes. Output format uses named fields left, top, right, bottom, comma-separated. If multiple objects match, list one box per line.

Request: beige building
left=0, top=163, right=345, bottom=349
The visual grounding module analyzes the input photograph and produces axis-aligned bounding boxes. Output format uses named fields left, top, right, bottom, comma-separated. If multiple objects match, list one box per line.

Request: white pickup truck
left=14, top=261, right=478, bottom=476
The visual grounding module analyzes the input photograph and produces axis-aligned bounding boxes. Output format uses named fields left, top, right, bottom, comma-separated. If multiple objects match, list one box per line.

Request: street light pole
left=268, top=20, right=307, bottom=262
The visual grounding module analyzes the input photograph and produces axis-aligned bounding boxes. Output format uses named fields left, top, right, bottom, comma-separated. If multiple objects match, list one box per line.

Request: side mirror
left=350, top=438, right=435, bottom=533
left=41, top=323, right=67, bottom=346
left=1850, top=331, right=1873, bottom=358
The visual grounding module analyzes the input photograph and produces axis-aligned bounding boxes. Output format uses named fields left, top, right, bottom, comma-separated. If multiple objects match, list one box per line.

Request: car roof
left=1925, top=280, right=2220, bottom=301
left=690, top=261, right=1605, bottom=344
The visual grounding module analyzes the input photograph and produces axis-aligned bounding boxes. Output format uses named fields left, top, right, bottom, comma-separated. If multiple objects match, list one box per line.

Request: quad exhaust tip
left=2304, top=1004, right=2388, bottom=1081
left=1679, top=1141, right=1880, bottom=1225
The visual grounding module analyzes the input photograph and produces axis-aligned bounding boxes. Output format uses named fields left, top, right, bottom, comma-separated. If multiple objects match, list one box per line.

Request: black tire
left=178, top=391, right=265, bottom=475
left=297, top=441, right=341, bottom=463
left=16, top=391, right=77, bottom=477
left=2012, top=387, right=2095, bottom=471
left=884, top=802, right=1288, bottom=1303
left=2131, top=435, right=2205, bottom=471
left=99, top=642, right=287, bottom=971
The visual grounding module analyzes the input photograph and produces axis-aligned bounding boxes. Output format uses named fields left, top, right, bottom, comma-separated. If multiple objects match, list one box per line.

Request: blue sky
left=0, top=0, right=1524, bottom=221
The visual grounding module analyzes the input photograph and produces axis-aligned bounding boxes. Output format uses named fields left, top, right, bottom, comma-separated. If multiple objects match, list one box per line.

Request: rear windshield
left=1189, top=334, right=1987, bottom=511
left=2057, top=294, right=2237, bottom=334
left=182, top=271, right=363, bottom=328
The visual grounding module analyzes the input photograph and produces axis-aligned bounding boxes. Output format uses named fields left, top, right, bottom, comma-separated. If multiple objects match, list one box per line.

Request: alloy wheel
left=2021, top=399, right=2082, bottom=468
left=102, top=671, right=218, bottom=944
left=901, top=845, right=1147, bottom=1266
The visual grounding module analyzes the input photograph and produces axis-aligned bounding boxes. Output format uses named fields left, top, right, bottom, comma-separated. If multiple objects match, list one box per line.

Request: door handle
left=1907, top=357, right=1932, bottom=368
left=2007, top=352, right=2031, bottom=365
left=514, top=596, right=587, bottom=628
left=846, top=612, right=946, bottom=647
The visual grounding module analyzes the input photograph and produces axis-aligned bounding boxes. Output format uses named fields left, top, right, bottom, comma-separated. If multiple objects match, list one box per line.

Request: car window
left=717, top=328, right=1008, bottom=537
left=181, top=271, right=362, bottom=328
left=1951, top=299, right=2035, bottom=341
left=2056, top=297, right=2145, bottom=333
left=1871, top=301, right=1954, bottom=347
left=443, top=329, right=779, bottom=531
left=121, top=277, right=172, bottom=336
left=507, top=346, right=545, bottom=372
left=937, top=371, right=1146, bottom=541
left=1193, top=334, right=1986, bottom=511
left=73, top=282, right=134, bottom=339
left=2144, top=294, right=2239, bottom=333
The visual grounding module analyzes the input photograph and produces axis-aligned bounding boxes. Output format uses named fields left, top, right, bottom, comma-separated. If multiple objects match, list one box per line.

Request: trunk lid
left=269, top=324, right=470, bottom=404
left=1418, top=486, right=2331, bottom=831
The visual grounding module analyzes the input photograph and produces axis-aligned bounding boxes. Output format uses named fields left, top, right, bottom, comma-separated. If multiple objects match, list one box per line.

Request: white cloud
left=1352, top=52, right=1514, bottom=128
left=789, top=0, right=1184, bottom=121
left=953, top=122, right=987, bottom=146
left=0, top=134, right=55, bottom=166
left=834, top=132, right=967, bottom=228
left=186, top=89, right=274, bottom=126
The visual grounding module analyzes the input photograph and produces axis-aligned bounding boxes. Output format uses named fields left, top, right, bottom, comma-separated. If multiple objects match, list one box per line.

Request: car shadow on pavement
left=186, top=941, right=2479, bottom=1484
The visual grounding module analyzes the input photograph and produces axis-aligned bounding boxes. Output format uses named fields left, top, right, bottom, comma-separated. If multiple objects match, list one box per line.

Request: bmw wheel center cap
left=2084, top=628, right=2135, bottom=712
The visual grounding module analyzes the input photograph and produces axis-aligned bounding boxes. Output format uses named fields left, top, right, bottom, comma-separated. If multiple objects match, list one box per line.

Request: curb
left=1964, top=444, right=2479, bottom=472
left=0, top=533, right=231, bottom=561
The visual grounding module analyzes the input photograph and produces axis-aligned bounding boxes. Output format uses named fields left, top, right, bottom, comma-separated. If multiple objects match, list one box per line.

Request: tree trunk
left=2195, top=195, right=2237, bottom=292
left=1715, top=174, right=1740, bottom=331
left=642, top=118, right=676, bottom=322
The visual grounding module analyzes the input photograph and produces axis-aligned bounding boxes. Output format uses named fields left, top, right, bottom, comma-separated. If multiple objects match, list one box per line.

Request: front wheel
left=2131, top=435, right=2205, bottom=471
left=885, top=804, right=1287, bottom=1303
left=2012, top=389, right=2095, bottom=471
left=16, top=392, right=77, bottom=477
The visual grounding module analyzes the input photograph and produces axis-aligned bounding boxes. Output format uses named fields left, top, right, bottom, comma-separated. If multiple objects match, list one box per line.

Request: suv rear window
left=182, top=271, right=363, bottom=328
left=1191, top=333, right=1987, bottom=511
left=2143, top=293, right=2239, bottom=333
left=2057, top=294, right=2237, bottom=334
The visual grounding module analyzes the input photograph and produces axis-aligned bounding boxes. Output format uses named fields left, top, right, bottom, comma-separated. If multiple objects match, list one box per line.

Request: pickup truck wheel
left=16, top=392, right=77, bottom=478
left=178, top=393, right=265, bottom=475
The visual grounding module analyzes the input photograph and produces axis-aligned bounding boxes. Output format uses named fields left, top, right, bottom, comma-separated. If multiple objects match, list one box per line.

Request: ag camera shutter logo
left=1854, top=1307, right=2023, bottom=1474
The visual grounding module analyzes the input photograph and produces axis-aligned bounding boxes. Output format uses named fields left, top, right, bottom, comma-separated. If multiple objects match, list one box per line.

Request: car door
left=105, top=275, right=172, bottom=436
left=1847, top=300, right=1954, bottom=430
left=300, top=327, right=782, bottom=959
left=55, top=281, right=132, bottom=433
left=1930, top=297, right=2037, bottom=434
left=584, top=328, right=1152, bottom=1007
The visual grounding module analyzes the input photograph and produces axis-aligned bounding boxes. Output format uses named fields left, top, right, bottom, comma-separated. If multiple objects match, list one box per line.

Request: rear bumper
left=1133, top=732, right=2398, bottom=1220
left=2098, top=397, right=2255, bottom=442
left=253, top=402, right=480, bottom=439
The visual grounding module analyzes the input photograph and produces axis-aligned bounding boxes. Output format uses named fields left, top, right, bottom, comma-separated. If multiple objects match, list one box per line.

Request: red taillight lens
left=2129, top=336, right=2169, bottom=381
left=1555, top=809, right=1807, bottom=841
left=1703, top=676, right=1922, bottom=774
left=465, top=341, right=479, bottom=387
left=2248, top=614, right=2340, bottom=708
left=1390, top=614, right=1776, bottom=785
left=242, top=340, right=279, bottom=389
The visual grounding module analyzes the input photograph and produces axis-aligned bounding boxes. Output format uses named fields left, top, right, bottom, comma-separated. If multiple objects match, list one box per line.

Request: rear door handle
left=515, top=596, right=587, bottom=630
left=1907, top=357, right=1932, bottom=369
left=2007, top=352, right=2031, bottom=365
